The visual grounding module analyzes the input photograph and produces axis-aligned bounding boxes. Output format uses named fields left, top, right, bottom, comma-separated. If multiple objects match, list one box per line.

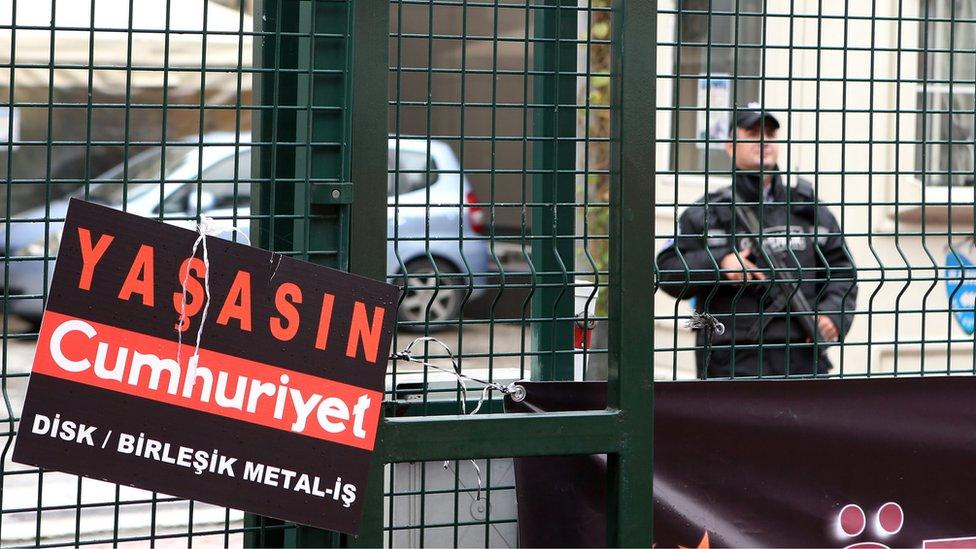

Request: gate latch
left=311, top=181, right=354, bottom=205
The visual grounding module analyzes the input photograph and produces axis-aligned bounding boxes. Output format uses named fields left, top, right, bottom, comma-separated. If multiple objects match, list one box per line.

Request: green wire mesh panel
left=655, top=1, right=976, bottom=381
left=243, top=0, right=360, bottom=545
left=384, top=0, right=610, bottom=545
left=0, top=0, right=255, bottom=546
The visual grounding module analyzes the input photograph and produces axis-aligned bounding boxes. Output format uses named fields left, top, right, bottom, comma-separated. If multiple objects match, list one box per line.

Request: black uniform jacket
left=656, top=171, right=858, bottom=376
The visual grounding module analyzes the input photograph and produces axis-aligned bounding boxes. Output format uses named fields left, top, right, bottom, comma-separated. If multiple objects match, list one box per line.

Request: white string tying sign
left=176, top=215, right=251, bottom=385
left=391, top=336, right=526, bottom=502
left=391, top=337, right=526, bottom=413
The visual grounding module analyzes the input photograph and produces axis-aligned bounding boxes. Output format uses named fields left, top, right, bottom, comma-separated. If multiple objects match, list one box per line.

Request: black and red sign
left=508, top=379, right=976, bottom=548
left=13, top=199, right=399, bottom=534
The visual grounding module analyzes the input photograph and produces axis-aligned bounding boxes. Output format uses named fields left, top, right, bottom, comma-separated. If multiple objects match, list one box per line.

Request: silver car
left=0, top=134, right=490, bottom=330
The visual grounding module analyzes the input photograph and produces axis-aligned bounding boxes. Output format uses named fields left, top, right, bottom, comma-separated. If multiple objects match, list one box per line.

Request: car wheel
left=397, top=257, right=466, bottom=332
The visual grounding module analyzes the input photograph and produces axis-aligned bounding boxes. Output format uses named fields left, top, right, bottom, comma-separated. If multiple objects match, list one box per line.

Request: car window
left=388, top=149, right=438, bottom=196
left=80, top=146, right=200, bottom=205
left=201, top=151, right=251, bottom=183
left=198, top=152, right=252, bottom=209
left=158, top=152, right=252, bottom=214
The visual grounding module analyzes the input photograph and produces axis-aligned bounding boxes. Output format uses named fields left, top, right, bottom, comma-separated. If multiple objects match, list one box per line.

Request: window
left=82, top=146, right=201, bottom=206
left=917, top=0, right=976, bottom=187
left=670, top=0, right=765, bottom=173
left=159, top=151, right=251, bottom=214
left=388, top=149, right=438, bottom=196
left=201, top=150, right=251, bottom=183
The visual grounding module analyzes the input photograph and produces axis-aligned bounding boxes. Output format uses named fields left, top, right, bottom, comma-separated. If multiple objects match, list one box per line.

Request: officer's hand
left=719, top=249, right=766, bottom=282
left=817, top=316, right=839, bottom=341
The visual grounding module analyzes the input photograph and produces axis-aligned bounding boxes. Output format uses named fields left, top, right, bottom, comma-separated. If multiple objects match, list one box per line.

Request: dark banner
left=14, top=199, right=399, bottom=534
left=507, top=379, right=976, bottom=548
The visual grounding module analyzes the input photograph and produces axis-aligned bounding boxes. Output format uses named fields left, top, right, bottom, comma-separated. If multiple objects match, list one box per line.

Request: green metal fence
left=1, top=0, right=972, bottom=547
left=0, top=0, right=653, bottom=545
left=375, top=0, right=653, bottom=546
left=224, top=0, right=653, bottom=545
left=0, top=0, right=255, bottom=545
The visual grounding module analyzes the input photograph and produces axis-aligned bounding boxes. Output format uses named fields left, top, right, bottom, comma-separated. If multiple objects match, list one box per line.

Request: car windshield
left=78, top=146, right=200, bottom=205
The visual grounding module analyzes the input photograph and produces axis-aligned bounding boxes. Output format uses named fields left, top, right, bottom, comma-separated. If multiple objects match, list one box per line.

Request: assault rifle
left=730, top=189, right=833, bottom=367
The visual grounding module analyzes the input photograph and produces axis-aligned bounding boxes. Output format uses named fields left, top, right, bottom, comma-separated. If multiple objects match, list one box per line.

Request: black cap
left=732, top=102, right=780, bottom=133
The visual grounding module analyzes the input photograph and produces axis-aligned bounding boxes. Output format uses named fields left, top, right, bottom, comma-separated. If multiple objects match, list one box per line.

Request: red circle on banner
left=877, top=502, right=904, bottom=535
left=840, top=504, right=867, bottom=537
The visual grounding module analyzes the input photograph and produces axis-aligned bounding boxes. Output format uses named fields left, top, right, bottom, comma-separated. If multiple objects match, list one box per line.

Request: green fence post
left=606, top=0, right=655, bottom=545
left=245, top=0, right=302, bottom=544
left=250, top=0, right=301, bottom=260
left=532, top=0, right=578, bottom=381
left=247, top=0, right=360, bottom=546
left=344, top=0, right=390, bottom=546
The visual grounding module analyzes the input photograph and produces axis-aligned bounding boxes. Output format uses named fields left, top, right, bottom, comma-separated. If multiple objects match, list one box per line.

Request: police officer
left=656, top=104, right=858, bottom=377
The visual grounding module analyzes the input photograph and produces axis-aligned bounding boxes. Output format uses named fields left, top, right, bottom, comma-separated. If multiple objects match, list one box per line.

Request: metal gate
left=362, top=1, right=653, bottom=546
left=244, top=0, right=653, bottom=545
left=0, top=0, right=653, bottom=546
left=0, top=0, right=971, bottom=547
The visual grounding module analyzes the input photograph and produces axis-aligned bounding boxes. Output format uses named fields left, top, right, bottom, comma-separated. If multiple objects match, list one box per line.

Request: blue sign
left=944, top=248, right=976, bottom=335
